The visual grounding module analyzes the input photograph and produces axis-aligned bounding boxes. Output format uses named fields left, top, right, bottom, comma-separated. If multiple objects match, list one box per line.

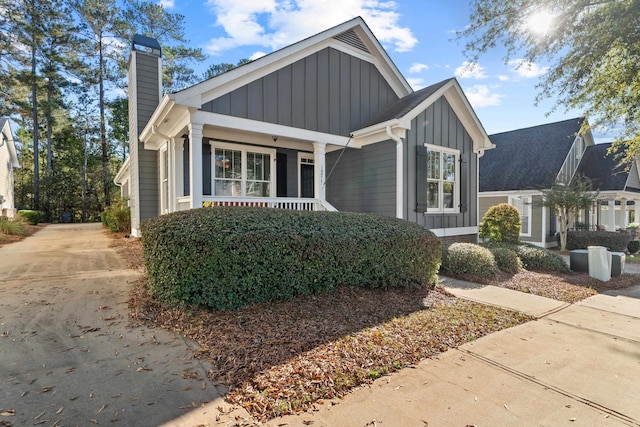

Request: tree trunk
left=31, top=5, right=39, bottom=211
left=99, top=36, right=110, bottom=208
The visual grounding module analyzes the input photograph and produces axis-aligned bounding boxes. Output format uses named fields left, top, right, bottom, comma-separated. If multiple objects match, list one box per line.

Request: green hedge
left=487, top=242, right=569, bottom=273
left=559, top=230, right=631, bottom=251
left=440, top=243, right=498, bottom=278
left=628, top=240, right=640, bottom=254
left=17, top=210, right=43, bottom=225
left=141, top=207, right=441, bottom=310
left=489, top=246, right=523, bottom=273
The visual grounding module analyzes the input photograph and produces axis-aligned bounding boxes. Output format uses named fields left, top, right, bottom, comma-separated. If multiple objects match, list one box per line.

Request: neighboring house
left=0, top=118, right=20, bottom=218
left=479, top=117, right=640, bottom=247
left=116, top=17, right=494, bottom=240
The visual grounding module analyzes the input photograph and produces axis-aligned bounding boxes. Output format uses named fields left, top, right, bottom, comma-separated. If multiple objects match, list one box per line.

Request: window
left=509, top=196, right=532, bottom=236
left=213, top=142, right=275, bottom=197
left=425, top=145, right=459, bottom=212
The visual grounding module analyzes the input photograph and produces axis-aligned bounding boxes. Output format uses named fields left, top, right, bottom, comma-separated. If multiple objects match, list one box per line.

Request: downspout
left=386, top=126, right=403, bottom=219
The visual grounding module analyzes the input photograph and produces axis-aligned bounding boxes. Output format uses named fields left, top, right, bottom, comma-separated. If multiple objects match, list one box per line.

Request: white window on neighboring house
left=213, top=142, right=275, bottom=197
left=509, top=195, right=532, bottom=236
left=425, top=145, right=459, bottom=212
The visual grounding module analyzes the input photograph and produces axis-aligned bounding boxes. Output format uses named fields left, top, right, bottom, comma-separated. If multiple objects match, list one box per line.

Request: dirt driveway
left=0, top=223, right=236, bottom=426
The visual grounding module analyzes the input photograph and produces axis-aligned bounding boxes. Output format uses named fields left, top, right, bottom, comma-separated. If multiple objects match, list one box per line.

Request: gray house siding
left=201, top=47, right=399, bottom=137
left=134, top=52, right=160, bottom=221
left=326, top=141, right=396, bottom=217
left=479, top=196, right=508, bottom=221
left=407, top=98, right=478, bottom=231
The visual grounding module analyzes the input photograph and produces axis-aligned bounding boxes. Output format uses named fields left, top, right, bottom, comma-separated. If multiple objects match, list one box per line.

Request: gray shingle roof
left=575, top=143, right=633, bottom=191
left=0, top=117, right=8, bottom=130
left=359, top=78, right=454, bottom=129
left=480, top=117, right=584, bottom=192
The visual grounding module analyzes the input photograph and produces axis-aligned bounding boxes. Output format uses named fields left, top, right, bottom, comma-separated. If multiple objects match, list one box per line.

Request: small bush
left=479, top=203, right=521, bottom=244
left=141, top=207, right=441, bottom=310
left=101, top=201, right=131, bottom=233
left=561, top=230, right=631, bottom=252
left=0, top=217, right=26, bottom=235
left=490, top=243, right=569, bottom=273
left=489, top=246, right=523, bottom=273
left=440, top=243, right=498, bottom=278
left=17, top=210, right=43, bottom=225
left=628, top=240, right=640, bottom=254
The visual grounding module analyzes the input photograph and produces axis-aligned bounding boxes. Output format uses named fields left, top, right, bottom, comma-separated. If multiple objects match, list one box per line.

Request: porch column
left=635, top=200, right=640, bottom=225
left=189, top=122, right=203, bottom=209
left=209, top=140, right=216, bottom=199
left=313, top=142, right=326, bottom=202
left=621, top=198, right=628, bottom=228
left=175, top=139, right=184, bottom=199
left=168, top=137, right=175, bottom=212
left=608, top=199, right=616, bottom=231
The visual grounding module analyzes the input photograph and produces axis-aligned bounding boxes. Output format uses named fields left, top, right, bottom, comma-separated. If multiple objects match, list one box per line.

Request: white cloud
left=497, top=74, right=509, bottom=81
left=249, top=51, right=268, bottom=60
left=204, top=0, right=417, bottom=55
left=409, top=63, right=429, bottom=74
left=508, top=59, right=549, bottom=78
left=454, top=61, right=487, bottom=79
left=463, top=85, right=504, bottom=108
left=407, top=77, right=424, bottom=90
left=159, top=0, right=174, bottom=8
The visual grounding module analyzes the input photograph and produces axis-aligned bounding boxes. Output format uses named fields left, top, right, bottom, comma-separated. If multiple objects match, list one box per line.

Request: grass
left=0, top=217, right=26, bottom=235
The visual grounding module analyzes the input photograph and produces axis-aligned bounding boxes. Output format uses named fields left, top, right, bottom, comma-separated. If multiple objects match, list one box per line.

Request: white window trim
left=297, top=152, right=314, bottom=198
left=211, top=141, right=276, bottom=197
left=509, top=195, right=532, bottom=237
left=424, top=143, right=460, bottom=214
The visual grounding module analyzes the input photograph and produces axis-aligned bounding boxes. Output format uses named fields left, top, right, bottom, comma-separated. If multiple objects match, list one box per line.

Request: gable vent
left=333, top=29, right=370, bottom=53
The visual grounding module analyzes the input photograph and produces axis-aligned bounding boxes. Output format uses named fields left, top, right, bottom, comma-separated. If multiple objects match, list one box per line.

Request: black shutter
left=459, top=153, right=469, bottom=213
left=416, top=146, right=428, bottom=212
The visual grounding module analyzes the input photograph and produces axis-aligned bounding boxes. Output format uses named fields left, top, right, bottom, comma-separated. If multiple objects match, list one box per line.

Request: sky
left=157, top=0, right=616, bottom=142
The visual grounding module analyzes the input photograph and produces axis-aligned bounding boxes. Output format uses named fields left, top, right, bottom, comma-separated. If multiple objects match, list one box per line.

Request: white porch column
left=621, top=198, right=628, bottom=228
left=168, top=137, right=175, bottom=213
left=635, top=200, right=640, bottom=224
left=189, top=122, right=203, bottom=209
left=175, top=139, right=184, bottom=199
left=313, top=142, right=326, bottom=202
left=608, top=199, right=616, bottom=231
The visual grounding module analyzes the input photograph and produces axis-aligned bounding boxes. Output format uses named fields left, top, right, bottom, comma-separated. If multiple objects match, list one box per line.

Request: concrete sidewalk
left=264, top=281, right=640, bottom=427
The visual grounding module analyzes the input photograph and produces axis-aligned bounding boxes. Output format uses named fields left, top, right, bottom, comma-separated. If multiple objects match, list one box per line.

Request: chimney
left=128, top=34, right=161, bottom=237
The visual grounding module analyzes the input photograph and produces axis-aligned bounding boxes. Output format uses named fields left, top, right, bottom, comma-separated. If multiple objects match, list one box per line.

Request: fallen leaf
left=0, top=410, right=15, bottom=417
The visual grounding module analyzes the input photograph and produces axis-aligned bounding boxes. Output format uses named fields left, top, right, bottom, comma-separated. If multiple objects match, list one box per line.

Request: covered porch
left=578, top=192, right=640, bottom=232
left=142, top=107, right=353, bottom=215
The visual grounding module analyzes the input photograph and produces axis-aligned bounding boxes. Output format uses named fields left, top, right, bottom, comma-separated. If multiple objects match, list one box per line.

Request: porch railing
left=175, top=196, right=337, bottom=212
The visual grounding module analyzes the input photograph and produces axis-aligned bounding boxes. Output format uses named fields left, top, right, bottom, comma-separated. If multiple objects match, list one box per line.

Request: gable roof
left=480, top=117, right=584, bottom=192
left=0, top=117, right=20, bottom=168
left=171, top=17, right=412, bottom=108
left=575, top=143, right=639, bottom=192
left=352, top=78, right=493, bottom=152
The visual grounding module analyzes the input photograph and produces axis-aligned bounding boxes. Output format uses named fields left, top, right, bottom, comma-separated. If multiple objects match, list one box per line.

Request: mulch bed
left=111, top=234, right=532, bottom=421
left=447, top=270, right=638, bottom=304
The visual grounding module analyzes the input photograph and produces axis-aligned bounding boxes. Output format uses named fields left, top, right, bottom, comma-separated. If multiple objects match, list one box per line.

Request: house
left=0, top=118, right=20, bottom=218
left=116, top=17, right=494, bottom=241
left=479, top=117, right=640, bottom=247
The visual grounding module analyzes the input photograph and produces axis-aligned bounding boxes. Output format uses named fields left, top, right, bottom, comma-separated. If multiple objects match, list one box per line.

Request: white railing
left=174, top=196, right=337, bottom=212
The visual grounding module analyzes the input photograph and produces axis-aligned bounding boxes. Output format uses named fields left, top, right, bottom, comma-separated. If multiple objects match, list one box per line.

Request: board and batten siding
left=326, top=141, right=396, bottom=217
left=133, top=52, right=160, bottom=222
left=201, top=48, right=399, bottom=137
left=406, top=97, right=478, bottom=231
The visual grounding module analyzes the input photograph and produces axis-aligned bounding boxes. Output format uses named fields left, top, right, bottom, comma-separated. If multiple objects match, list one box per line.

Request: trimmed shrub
left=489, top=246, right=523, bottom=273
left=141, top=207, right=441, bottom=310
left=17, top=210, right=43, bottom=225
left=628, top=240, right=640, bottom=254
left=440, top=243, right=498, bottom=278
left=490, top=243, right=570, bottom=273
left=0, top=217, right=26, bottom=235
left=479, top=203, right=521, bottom=244
left=560, top=230, right=631, bottom=252
left=101, top=201, right=131, bottom=233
